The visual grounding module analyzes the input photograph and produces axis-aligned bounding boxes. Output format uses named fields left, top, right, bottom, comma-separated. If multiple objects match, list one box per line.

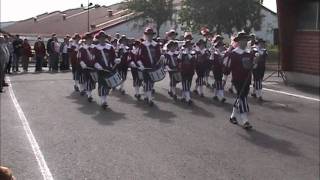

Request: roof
left=2, top=2, right=137, bottom=37
left=3, top=1, right=277, bottom=38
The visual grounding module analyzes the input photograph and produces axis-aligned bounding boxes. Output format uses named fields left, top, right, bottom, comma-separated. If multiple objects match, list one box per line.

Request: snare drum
left=172, top=71, right=182, bottom=82
left=148, top=67, right=166, bottom=82
left=104, top=71, right=123, bottom=88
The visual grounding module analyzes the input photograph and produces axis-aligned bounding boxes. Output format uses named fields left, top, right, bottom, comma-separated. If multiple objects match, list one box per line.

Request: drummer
left=137, top=27, right=162, bottom=106
left=164, top=40, right=180, bottom=101
left=130, top=40, right=143, bottom=100
left=178, top=40, right=196, bottom=105
left=78, top=33, right=96, bottom=102
left=68, top=33, right=81, bottom=92
left=92, top=31, right=117, bottom=109
left=212, top=40, right=227, bottom=103
left=116, top=35, right=130, bottom=94
left=193, top=39, right=211, bottom=97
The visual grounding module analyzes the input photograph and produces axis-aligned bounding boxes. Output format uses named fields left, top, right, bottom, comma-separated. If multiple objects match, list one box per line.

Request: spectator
left=46, top=33, right=56, bottom=71
left=0, top=35, right=10, bottom=93
left=21, top=38, right=33, bottom=72
left=34, top=36, right=46, bottom=72
left=12, top=34, right=23, bottom=72
left=5, top=35, right=14, bottom=74
left=50, top=36, right=60, bottom=71
left=59, top=35, right=70, bottom=71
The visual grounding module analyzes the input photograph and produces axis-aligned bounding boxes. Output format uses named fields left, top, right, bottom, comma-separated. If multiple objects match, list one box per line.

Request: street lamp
left=81, top=1, right=94, bottom=32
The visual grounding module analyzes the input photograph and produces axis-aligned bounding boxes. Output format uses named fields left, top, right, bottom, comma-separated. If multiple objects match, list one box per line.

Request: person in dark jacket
left=21, top=39, right=32, bottom=72
left=12, top=34, right=23, bottom=72
left=34, top=36, right=46, bottom=72
left=59, top=35, right=70, bottom=70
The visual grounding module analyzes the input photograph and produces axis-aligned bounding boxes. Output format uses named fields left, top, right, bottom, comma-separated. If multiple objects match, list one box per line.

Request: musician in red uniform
left=78, top=33, right=96, bottom=102
left=178, top=40, right=196, bottom=105
left=212, top=40, right=226, bottom=102
left=137, top=27, right=161, bottom=106
left=251, top=38, right=268, bottom=101
left=130, top=40, right=143, bottom=100
left=193, top=39, right=211, bottom=97
left=163, top=29, right=178, bottom=52
left=116, top=36, right=130, bottom=94
left=92, top=31, right=117, bottom=109
left=68, top=33, right=81, bottom=92
left=164, top=40, right=180, bottom=100
left=227, top=32, right=257, bottom=130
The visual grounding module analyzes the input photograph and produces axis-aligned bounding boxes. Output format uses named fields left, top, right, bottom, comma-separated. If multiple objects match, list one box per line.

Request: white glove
left=166, top=65, right=172, bottom=71
left=115, top=58, right=121, bottom=64
left=94, top=63, right=103, bottom=70
left=137, top=61, right=145, bottom=70
left=130, top=62, right=137, bottom=68
left=80, top=61, right=87, bottom=69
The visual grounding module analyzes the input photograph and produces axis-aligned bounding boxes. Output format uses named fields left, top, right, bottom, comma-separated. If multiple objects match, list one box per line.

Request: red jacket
left=78, top=44, right=96, bottom=67
left=22, top=42, right=33, bottom=57
left=138, top=41, right=161, bottom=68
left=229, top=48, right=254, bottom=82
left=34, top=41, right=46, bottom=57
left=93, top=43, right=116, bottom=70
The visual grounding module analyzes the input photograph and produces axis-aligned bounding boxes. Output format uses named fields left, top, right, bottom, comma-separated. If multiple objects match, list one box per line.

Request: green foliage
left=125, top=0, right=174, bottom=36
left=179, top=0, right=264, bottom=34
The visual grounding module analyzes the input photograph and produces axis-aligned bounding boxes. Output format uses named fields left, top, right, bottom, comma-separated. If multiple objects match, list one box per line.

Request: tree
left=179, top=0, right=264, bottom=35
left=125, top=0, right=174, bottom=36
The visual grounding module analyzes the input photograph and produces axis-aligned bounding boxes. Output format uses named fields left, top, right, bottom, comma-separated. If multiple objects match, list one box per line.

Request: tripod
left=263, top=52, right=287, bottom=84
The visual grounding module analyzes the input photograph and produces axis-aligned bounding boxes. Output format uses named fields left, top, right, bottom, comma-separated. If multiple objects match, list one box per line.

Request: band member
left=212, top=40, right=226, bottom=102
left=193, top=39, right=210, bottom=97
left=78, top=33, right=96, bottom=102
left=227, top=32, right=257, bottom=130
left=137, top=27, right=162, bottom=106
left=223, top=35, right=238, bottom=93
left=179, top=40, right=196, bottom=105
left=163, top=29, right=178, bottom=52
left=251, top=38, right=268, bottom=101
left=116, top=35, right=130, bottom=94
left=130, top=40, right=143, bottom=100
left=164, top=40, right=180, bottom=100
left=93, top=31, right=117, bottom=109
left=68, top=33, right=81, bottom=92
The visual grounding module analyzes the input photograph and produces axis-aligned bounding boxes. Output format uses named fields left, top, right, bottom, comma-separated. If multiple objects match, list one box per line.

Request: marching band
left=68, top=27, right=267, bottom=130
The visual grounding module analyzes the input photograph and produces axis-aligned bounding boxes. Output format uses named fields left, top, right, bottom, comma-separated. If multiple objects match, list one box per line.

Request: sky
left=0, top=0, right=277, bottom=22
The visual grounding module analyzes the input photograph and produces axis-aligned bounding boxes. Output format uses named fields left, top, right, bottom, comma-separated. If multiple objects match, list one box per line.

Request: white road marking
left=263, top=87, right=320, bottom=102
left=7, top=78, right=54, bottom=180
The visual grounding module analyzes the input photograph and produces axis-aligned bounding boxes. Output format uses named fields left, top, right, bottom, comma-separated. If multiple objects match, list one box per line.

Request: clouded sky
left=0, top=0, right=277, bottom=22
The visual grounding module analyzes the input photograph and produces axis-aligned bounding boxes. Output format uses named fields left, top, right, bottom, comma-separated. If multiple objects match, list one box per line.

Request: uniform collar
left=96, top=43, right=112, bottom=50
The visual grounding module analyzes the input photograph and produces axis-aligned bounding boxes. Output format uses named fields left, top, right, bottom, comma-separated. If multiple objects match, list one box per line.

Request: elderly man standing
left=0, top=35, right=10, bottom=93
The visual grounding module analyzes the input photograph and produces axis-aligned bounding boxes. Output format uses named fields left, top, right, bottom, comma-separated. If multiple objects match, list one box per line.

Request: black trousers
left=35, top=55, right=44, bottom=71
left=233, top=80, right=250, bottom=113
left=60, top=53, right=69, bottom=70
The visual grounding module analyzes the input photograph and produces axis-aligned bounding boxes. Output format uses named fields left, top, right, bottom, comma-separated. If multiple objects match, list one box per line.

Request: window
left=296, top=1, right=320, bottom=30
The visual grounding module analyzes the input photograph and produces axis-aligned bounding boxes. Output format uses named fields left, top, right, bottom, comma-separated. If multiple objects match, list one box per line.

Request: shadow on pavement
left=66, top=91, right=126, bottom=125
left=239, top=129, right=301, bottom=157
left=92, top=108, right=126, bottom=125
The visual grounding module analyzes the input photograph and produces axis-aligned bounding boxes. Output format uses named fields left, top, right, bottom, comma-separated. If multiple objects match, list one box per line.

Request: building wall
left=292, top=31, right=320, bottom=75
left=252, top=8, right=278, bottom=45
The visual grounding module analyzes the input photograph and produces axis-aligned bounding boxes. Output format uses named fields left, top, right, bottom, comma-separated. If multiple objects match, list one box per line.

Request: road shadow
left=143, top=104, right=176, bottom=124
left=249, top=99, right=298, bottom=113
left=239, top=129, right=301, bottom=157
left=92, top=108, right=126, bottom=125
left=66, top=91, right=99, bottom=115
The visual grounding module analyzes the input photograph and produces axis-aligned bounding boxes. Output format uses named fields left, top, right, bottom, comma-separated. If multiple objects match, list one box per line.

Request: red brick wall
left=291, top=31, right=320, bottom=75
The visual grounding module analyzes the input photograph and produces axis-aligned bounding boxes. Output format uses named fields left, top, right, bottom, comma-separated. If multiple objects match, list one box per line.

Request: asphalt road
left=1, top=69, right=319, bottom=180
